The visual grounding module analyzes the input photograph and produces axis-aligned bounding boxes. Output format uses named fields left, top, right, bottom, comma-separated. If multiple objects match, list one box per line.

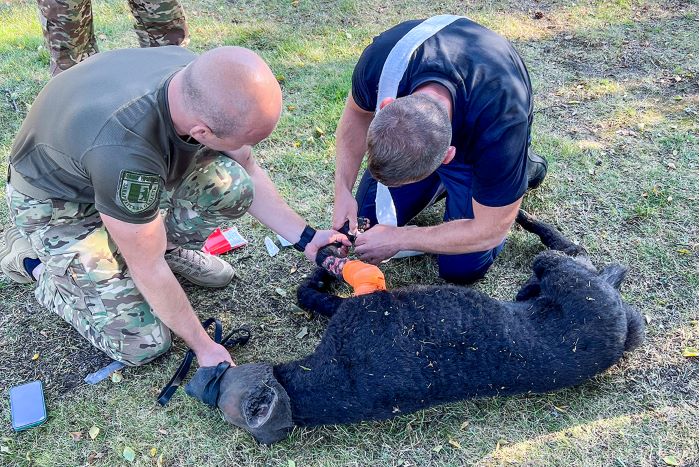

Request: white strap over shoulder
left=374, top=15, right=465, bottom=228
left=372, top=15, right=464, bottom=259
left=375, top=14, right=466, bottom=114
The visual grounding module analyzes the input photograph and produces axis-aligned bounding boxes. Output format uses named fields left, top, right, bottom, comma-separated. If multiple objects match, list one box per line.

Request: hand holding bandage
left=315, top=217, right=386, bottom=295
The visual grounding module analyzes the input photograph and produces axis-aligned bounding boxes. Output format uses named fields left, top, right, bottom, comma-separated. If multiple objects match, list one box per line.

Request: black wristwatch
left=293, top=225, right=317, bottom=252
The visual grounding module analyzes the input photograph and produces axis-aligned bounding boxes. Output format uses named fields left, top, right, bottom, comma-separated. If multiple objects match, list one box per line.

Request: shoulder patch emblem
left=118, top=170, right=162, bottom=214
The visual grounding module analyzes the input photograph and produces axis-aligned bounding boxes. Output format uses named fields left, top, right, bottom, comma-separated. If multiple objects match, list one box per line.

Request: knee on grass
left=112, top=327, right=173, bottom=366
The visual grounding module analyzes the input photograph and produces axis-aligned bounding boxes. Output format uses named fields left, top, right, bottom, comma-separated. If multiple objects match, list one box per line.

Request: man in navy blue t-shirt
left=332, top=16, right=547, bottom=284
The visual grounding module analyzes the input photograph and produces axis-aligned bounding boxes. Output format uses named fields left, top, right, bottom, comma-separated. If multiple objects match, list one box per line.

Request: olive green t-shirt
left=8, top=46, right=201, bottom=223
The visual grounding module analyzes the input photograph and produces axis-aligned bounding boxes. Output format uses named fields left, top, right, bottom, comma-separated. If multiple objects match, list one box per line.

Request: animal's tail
left=516, top=210, right=587, bottom=256
left=296, top=268, right=344, bottom=318
left=623, top=304, right=645, bottom=352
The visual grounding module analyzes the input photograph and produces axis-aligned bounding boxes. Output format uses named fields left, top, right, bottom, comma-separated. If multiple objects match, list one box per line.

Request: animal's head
left=186, top=363, right=293, bottom=444
left=526, top=250, right=645, bottom=352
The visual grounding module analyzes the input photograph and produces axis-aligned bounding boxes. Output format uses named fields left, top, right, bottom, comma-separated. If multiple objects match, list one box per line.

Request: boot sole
left=175, top=270, right=235, bottom=288
left=0, top=228, right=35, bottom=284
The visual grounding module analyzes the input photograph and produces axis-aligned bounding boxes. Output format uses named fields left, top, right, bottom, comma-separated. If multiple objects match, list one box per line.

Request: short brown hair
left=366, top=94, right=451, bottom=186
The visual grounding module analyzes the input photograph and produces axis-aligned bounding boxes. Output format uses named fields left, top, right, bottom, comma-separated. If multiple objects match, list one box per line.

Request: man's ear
left=442, top=146, right=456, bottom=165
left=189, top=123, right=213, bottom=144
left=378, top=97, right=395, bottom=110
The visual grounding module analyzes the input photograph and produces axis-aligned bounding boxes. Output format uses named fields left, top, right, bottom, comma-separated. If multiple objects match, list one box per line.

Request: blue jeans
left=356, top=169, right=505, bottom=284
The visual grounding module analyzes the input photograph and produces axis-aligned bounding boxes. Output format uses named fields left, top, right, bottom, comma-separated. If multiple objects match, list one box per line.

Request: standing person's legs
left=127, top=0, right=189, bottom=48
left=6, top=186, right=171, bottom=366
left=36, top=0, right=99, bottom=75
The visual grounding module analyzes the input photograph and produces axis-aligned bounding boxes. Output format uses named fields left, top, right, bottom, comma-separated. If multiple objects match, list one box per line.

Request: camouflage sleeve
left=83, top=145, right=166, bottom=224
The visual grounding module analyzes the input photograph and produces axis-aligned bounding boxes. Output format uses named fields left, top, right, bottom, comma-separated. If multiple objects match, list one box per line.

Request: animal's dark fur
left=279, top=249, right=644, bottom=427
left=186, top=211, right=644, bottom=444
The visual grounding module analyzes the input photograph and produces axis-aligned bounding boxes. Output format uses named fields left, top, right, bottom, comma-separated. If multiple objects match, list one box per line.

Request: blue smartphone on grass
left=9, top=381, right=47, bottom=431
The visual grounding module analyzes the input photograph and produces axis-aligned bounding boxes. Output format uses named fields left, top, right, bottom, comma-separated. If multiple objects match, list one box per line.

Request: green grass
left=0, top=0, right=698, bottom=465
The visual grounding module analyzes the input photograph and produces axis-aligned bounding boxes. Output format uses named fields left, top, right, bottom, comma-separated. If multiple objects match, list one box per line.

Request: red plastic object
left=202, top=227, right=248, bottom=255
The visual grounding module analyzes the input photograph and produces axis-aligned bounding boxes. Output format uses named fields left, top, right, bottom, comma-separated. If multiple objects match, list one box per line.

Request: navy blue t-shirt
left=352, top=18, right=533, bottom=207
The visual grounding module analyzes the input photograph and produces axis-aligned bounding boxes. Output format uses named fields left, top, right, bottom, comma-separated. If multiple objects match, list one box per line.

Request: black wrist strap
left=157, top=318, right=250, bottom=406
left=293, top=225, right=316, bottom=252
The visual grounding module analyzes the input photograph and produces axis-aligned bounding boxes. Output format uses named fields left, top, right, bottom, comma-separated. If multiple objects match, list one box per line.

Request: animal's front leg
left=297, top=268, right=345, bottom=318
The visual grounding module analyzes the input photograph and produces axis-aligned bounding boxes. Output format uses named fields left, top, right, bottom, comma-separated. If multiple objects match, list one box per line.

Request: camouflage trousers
left=6, top=151, right=254, bottom=366
left=37, top=0, right=190, bottom=75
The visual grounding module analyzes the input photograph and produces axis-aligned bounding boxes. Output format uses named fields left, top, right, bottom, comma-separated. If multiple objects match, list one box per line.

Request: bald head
left=181, top=46, right=282, bottom=144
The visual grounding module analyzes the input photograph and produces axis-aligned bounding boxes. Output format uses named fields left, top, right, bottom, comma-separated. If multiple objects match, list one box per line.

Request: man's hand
left=354, top=224, right=402, bottom=264
left=304, top=230, right=351, bottom=263
left=195, top=341, right=235, bottom=367
left=332, top=188, right=359, bottom=233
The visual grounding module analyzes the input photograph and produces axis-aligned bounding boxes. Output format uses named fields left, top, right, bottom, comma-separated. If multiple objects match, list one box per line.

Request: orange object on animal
left=342, top=260, right=387, bottom=296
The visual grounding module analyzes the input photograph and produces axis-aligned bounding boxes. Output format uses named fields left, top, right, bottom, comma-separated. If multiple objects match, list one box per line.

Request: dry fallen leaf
left=296, top=327, right=309, bottom=339
left=432, top=444, right=443, bottom=452
left=158, top=429, right=168, bottom=435
left=150, top=447, right=158, bottom=457
left=663, top=455, right=680, bottom=466
left=111, top=371, right=123, bottom=383
left=88, top=426, right=100, bottom=440
left=275, top=288, right=287, bottom=297
left=682, top=347, right=698, bottom=357
left=448, top=439, right=462, bottom=449
left=31, top=353, right=39, bottom=361
left=69, top=431, right=82, bottom=442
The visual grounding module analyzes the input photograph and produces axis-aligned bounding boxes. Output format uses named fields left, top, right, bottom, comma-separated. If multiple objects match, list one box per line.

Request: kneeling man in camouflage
left=1, top=45, right=347, bottom=367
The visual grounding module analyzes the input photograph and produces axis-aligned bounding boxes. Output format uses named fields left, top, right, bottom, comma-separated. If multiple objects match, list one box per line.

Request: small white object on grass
left=277, top=234, right=293, bottom=247
left=264, top=236, right=280, bottom=257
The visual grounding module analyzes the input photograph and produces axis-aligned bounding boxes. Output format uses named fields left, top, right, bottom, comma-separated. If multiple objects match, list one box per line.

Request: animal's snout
left=190, top=363, right=294, bottom=445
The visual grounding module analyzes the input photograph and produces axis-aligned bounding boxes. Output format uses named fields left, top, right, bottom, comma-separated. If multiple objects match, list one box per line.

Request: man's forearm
left=398, top=198, right=522, bottom=255
left=130, top=259, right=213, bottom=353
left=246, top=163, right=307, bottom=243
left=334, top=98, right=373, bottom=192
left=398, top=220, right=507, bottom=255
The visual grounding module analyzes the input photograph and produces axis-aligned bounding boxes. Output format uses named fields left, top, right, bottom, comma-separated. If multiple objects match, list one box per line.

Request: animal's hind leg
left=516, top=210, right=586, bottom=256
